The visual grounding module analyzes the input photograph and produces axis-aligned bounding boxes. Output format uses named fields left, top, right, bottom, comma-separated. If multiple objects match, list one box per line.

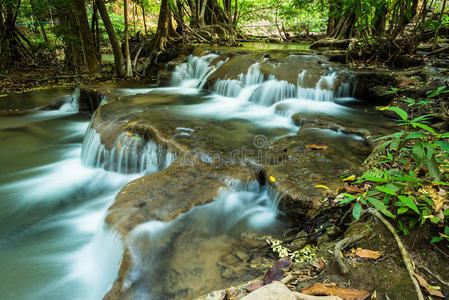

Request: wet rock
left=310, top=38, right=356, bottom=50
left=353, top=69, right=398, bottom=104
left=264, top=128, right=371, bottom=219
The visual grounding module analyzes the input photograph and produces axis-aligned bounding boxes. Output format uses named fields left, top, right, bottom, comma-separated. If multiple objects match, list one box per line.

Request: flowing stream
left=0, top=49, right=389, bottom=299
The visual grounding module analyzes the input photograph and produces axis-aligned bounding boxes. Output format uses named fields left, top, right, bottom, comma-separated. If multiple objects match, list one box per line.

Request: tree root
left=334, top=234, right=366, bottom=275
left=364, top=208, right=425, bottom=300
left=416, top=263, right=449, bottom=287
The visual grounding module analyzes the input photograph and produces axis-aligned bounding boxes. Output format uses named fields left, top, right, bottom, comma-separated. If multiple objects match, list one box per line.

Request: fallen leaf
left=414, top=273, right=445, bottom=298
left=269, top=176, right=276, bottom=183
left=315, top=185, right=330, bottom=190
left=344, top=183, right=364, bottom=193
left=310, top=257, right=326, bottom=270
left=343, top=175, right=357, bottom=182
left=421, top=186, right=447, bottom=213
left=301, top=283, right=371, bottom=300
left=306, top=144, right=328, bottom=151
left=125, top=131, right=133, bottom=137
left=263, top=257, right=292, bottom=285
left=246, top=281, right=264, bottom=292
left=398, top=80, right=416, bottom=87
left=354, top=248, right=382, bottom=260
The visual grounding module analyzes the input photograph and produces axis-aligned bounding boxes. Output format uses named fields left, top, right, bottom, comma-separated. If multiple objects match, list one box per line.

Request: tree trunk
left=96, top=0, right=125, bottom=77
left=124, top=0, right=132, bottom=77
left=74, top=0, right=99, bottom=77
left=153, top=0, right=170, bottom=53
left=142, top=5, right=147, bottom=35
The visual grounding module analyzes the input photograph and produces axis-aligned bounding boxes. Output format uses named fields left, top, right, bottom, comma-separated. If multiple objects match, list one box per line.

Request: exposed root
left=416, top=263, right=449, bottom=287
left=364, top=208, right=425, bottom=300
left=333, top=234, right=366, bottom=275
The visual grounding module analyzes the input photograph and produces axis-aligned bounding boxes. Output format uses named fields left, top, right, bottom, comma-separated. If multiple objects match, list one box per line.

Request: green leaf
left=339, top=197, right=356, bottom=205
left=444, top=226, right=449, bottom=236
left=444, top=209, right=449, bottom=216
left=376, top=185, right=397, bottom=195
left=413, top=123, right=436, bottom=135
left=435, top=140, right=449, bottom=153
left=397, top=207, right=409, bottom=215
left=431, top=236, right=443, bottom=243
left=426, top=155, right=441, bottom=182
left=367, top=197, right=395, bottom=218
left=397, top=195, right=420, bottom=215
left=412, top=143, right=425, bottom=166
left=430, top=216, right=441, bottom=224
left=383, top=106, right=408, bottom=121
left=406, top=132, right=427, bottom=139
left=353, top=202, right=362, bottom=220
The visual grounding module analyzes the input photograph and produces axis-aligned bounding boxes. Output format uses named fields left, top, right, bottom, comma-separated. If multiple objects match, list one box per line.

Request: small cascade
left=170, top=53, right=221, bottom=89
left=210, top=61, right=353, bottom=105
left=59, top=87, right=80, bottom=113
left=81, top=128, right=175, bottom=174
left=125, top=180, right=283, bottom=298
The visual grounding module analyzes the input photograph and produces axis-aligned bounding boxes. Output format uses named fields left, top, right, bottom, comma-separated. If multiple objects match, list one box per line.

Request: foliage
left=339, top=88, right=449, bottom=246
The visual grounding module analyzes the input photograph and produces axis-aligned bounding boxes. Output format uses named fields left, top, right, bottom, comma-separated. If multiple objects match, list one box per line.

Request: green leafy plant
left=339, top=91, right=449, bottom=245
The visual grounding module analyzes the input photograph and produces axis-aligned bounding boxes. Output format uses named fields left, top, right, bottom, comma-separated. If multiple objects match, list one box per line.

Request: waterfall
left=124, top=180, right=283, bottom=298
left=210, top=61, right=352, bottom=105
left=59, top=87, right=80, bottom=113
left=81, top=128, right=175, bottom=175
left=170, top=53, right=221, bottom=89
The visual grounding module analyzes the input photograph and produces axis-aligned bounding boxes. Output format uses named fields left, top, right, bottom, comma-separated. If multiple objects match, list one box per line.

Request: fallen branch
left=334, top=234, right=365, bottom=274
left=364, top=208, right=425, bottom=300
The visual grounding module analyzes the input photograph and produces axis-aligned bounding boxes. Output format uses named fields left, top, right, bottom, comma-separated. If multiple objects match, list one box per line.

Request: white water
left=168, top=54, right=357, bottom=131
left=81, top=128, right=176, bottom=174
left=0, top=99, right=177, bottom=299
left=125, top=180, right=283, bottom=298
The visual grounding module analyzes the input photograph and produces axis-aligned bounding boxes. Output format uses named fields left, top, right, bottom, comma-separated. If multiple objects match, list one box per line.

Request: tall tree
left=124, top=0, right=132, bottom=77
left=74, top=0, right=99, bottom=77
left=96, top=0, right=125, bottom=77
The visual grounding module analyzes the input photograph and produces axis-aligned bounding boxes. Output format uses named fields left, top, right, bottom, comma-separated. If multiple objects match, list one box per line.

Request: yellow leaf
left=270, top=176, right=276, bottom=183
left=315, top=185, right=329, bottom=190
left=343, top=175, right=357, bottom=182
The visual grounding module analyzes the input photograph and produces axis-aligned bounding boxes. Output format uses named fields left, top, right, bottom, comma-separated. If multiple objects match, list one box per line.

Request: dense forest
left=1, top=1, right=449, bottom=300
left=1, top=0, right=448, bottom=77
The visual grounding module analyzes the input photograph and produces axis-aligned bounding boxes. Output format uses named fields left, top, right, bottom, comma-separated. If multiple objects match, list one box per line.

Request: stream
left=0, top=47, right=390, bottom=299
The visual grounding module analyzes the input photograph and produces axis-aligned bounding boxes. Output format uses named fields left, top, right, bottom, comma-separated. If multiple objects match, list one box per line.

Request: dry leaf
left=306, top=144, right=328, bottom=151
left=246, top=281, right=264, bottom=292
left=414, top=273, right=445, bottom=298
left=301, top=283, right=371, bottom=300
left=344, top=183, right=364, bottom=193
left=354, top=248, right=382, bottom=260
left=263, top=257, right=292, bottom=285
left=421, top=186, right=447, bottom=213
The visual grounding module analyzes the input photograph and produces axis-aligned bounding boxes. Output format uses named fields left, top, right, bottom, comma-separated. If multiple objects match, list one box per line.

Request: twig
left=334, top=234, right=365, bottom=274
left=416, top=263, right=449, bottom=287
left=431, top=243, right=449, bottom=259
left=364, top=208, right=425, bottom=300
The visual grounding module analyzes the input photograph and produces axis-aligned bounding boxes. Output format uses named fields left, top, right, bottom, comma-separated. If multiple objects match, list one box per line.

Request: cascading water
left=212, top=62, right=352, bottom=104
left=170, top=53, right=222, bottom=89
left=124, top=180, right=284, bottom=299
left=81, top=128, right=175, bottom=174
left=172, top=54, right=358, bottom=130
left=59, top=87, right=81, bottom=113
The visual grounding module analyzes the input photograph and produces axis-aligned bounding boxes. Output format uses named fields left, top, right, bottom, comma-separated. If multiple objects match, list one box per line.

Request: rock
left=310, top=38, right=356, bottom=50
left=236, top=251, right=249, bottom=261
left=263, top=128, right=371, bottom=219
left=242, top=282, right=296, bottom=300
